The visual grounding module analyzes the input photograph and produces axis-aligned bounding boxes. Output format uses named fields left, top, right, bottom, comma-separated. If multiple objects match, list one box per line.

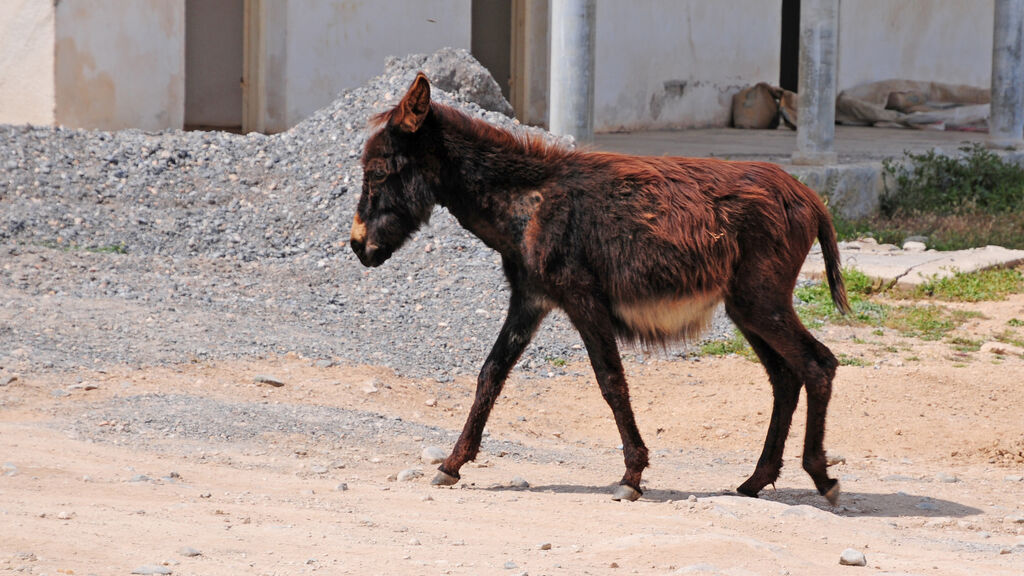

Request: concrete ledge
left=787, top=161, right=885, bottom=220
left=802, top=240, right=1024, bottom=289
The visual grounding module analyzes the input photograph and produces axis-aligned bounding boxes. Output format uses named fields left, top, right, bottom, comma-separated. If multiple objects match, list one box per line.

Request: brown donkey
left=351, top=74, right=851, bottom=504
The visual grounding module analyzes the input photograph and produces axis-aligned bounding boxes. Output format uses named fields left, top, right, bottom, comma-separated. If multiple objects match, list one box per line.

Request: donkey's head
left=351, top=73, right=441, bottom=267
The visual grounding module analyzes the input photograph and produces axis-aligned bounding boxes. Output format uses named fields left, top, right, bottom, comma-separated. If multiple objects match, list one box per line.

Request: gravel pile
left=1, top=48, right=731, bottom=379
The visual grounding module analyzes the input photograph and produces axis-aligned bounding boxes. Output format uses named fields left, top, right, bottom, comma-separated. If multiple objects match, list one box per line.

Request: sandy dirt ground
left=2, top=296, right=1023, bottom=576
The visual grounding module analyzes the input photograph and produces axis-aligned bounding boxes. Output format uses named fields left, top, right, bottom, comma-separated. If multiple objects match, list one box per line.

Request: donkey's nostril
left=350, top=237, right=364, bottom=255
left=363, top=243, right=379, bottom=263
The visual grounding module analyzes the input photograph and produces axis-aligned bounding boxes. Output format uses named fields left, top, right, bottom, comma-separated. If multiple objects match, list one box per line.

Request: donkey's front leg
left=432, top=290, right=547, bottom=487
left=563, top=299, right=649, bottom=502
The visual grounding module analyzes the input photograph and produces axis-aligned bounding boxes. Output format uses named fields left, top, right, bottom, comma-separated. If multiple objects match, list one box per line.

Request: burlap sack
left=731, top=83, right=781, bottom=129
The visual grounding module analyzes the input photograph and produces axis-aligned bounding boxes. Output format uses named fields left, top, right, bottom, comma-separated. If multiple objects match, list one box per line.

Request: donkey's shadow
left=481, top=483, right=982, bottom=519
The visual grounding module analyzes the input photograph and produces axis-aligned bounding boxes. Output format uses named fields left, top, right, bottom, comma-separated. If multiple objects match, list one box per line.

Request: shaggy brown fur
left=351, top=73, right=850, bottom=504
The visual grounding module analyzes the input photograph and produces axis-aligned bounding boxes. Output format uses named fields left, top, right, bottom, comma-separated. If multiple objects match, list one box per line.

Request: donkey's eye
left=368, top=168, right=388, bottom=183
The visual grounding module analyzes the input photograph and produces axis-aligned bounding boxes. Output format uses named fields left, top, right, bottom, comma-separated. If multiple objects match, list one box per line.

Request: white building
left=0, top=0, right=995, bottom=134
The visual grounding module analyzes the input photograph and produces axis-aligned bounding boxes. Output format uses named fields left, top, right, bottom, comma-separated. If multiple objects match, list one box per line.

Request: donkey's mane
left=371, top=101, right=572, bottom=163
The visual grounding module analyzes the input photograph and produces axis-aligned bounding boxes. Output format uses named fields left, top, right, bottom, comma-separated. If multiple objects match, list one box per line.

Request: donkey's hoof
left=823, top=480, right=841, bottom=506
left=611, top=484, right=642, bottom=502
left=431, top=470, right=460, bottom=486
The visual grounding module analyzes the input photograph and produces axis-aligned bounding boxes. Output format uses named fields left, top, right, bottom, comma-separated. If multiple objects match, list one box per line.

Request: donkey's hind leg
left=730, top=322, right=801, bottom=498
left=434, top=289, right=547, bottom=486
left=727, top=295, right=840, bottom=504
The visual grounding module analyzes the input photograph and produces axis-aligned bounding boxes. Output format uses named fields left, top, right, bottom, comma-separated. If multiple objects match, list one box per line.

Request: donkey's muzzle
left=350, top=237, right=382, bottom=267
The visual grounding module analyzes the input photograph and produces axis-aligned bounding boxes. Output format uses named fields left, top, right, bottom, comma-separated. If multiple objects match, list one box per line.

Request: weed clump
left=834, top=144, right=1024, bottom=250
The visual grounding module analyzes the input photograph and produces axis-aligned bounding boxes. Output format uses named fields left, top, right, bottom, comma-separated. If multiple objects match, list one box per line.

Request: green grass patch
left=794, top=268, right=983, bottom=342
left=1007, top=318, right=1024, bottom=327
left=883, top=305, right=982, bottom=341
left=912, top=267, right=1023, bottom=302
left=39, top=240, right=128, bottom=254
left=837, top=353, right=871, bottom=367
left=947, top=336, right=983, bottom=352
left=545, top=356, right=568, bottom=367
left=700, top=330, right=757, bottom=361
left=994, top=329, right=1024, bottom=349
left=795, top=268, right=889, bottom=328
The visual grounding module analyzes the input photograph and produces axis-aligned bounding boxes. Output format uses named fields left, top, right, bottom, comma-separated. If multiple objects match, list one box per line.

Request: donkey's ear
left=393, top=73, right=431, bottom=133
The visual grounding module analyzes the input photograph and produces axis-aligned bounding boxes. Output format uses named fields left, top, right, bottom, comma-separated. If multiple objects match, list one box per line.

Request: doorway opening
left=185, top=0, right=244, bottom=132
left=471, top=0, right=513, bottom=102
left=780, top=0, right=800, bottom=92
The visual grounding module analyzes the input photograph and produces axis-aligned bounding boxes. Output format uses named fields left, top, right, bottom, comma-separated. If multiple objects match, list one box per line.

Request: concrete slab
left=801, top=239, right=1024, bottom=289
left=592, top=125, right=1024, bottom=220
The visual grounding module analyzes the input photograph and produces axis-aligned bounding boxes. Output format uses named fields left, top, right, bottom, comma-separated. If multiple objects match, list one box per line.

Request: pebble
left=177, top=547, right=202, bottom=557
left=538, top=542, right=552, bottom=550
left=408, top=537, right=421, bottom=546
left=336, top=482, right=349, bottom=491
left=132, top=565, right=172, bottom=575
left=56, top=510, right=74, bottom=520
left=510, top=476, right=530, bottom=489
left=902, top=240, right=927, bottom=251
left=254, top=374, right=285, bottom=387
left=838, top=548, right=867, bottom=566
left=424, top=397, right=437, bottom=407
left=826, top=452, right=846, bottom=466
left=421, top=446, right=447, bottom=464
left=936, top=472, right=959, bottom=483
left=2, top=462, right=17, bottom=476
left=397, top=468, right=423, bottom=482
left=1005, top=515, right=1024, bottom=524
left=1005, top=475, right=1023, bottom=482
left=0, top=375, right=19, bottom=386
left=504, top=560, right=518, bottom=569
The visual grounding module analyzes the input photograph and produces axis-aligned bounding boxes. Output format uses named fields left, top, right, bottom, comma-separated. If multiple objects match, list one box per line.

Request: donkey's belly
left=614, top=293, right=721, bottom=343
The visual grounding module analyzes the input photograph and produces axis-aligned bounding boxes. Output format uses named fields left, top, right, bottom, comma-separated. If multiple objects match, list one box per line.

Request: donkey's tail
left=817, top=211, right=852, bottom=315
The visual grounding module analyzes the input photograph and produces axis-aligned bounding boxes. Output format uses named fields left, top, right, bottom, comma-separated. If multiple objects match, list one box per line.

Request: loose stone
left=421, top=446, right=447, bottom=464
left=839, top=548, right=867, bottom=566
left=254, top=375, right=285, bottom=387
left=397, top=468, right=423, bottom=482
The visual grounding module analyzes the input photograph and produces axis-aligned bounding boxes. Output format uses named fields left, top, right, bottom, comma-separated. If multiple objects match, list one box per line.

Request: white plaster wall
left=0, top=1, right=56, bottom=125
left=838, top=0, right=994, bottom=92
left=594, top=0, right=782, bottom=132
left=55, top=0, right=185, bottom=130
left=263, top=0, right=471, bottom=131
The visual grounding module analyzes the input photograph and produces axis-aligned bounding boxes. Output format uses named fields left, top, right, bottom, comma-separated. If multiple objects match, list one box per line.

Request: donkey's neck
left=434, top=115, right=565, bottom=257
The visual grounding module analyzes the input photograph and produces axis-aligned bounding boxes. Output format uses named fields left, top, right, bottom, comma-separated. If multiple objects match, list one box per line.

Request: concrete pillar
left=791, top=0, right=838, bottom=165
left=548, top=0, right=595, bottom=142
left=989, top=0, right=1024, bottom=149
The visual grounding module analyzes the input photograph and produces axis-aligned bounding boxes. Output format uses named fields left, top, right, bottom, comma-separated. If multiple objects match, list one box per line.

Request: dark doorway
left=185, top=0, right=244, bottom=131
left=780, top=0, right=800, bottom=92
left=471, top=0, right=513, bottom=100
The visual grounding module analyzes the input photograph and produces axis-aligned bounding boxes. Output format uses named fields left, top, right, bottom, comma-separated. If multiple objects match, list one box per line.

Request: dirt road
left=2, top=298, right=1023, bottom=576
